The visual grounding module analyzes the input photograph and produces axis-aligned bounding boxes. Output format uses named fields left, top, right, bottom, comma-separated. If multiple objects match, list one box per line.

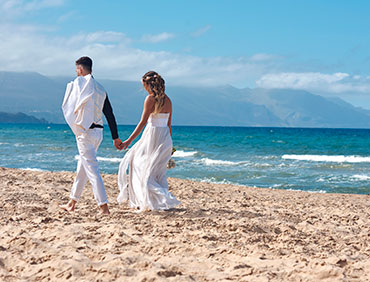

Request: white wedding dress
left=117, top=113, right=181, bottom=211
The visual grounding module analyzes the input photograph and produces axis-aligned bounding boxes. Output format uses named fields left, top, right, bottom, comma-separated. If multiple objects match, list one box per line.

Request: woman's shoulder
left=145, top=95, right=156, bottom=103
left=165, top=95, right=172, bottom=104
left=143, top=95, right=156, bottom=112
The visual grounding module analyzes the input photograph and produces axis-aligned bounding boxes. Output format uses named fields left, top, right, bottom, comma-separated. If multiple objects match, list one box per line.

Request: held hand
left=122, top=139, right=132, bottom=150
left=113, top=138, right=123, bottom=150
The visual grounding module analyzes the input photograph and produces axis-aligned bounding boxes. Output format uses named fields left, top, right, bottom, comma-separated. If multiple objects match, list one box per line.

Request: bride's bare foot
left=59, top=199, right=76, bottom=212
left=99, top=204, right=110, bottom=215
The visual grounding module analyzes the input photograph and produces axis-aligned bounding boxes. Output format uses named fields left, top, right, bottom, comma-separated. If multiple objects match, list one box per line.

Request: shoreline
left=14, top=166, right=369, bottom=196
left=1, top=166, right=369, bottom=281
left=2, top=124, right=370, bottom=195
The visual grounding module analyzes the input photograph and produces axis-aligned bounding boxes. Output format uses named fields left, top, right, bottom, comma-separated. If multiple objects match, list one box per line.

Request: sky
left=1, top=0, right=370, bottom=108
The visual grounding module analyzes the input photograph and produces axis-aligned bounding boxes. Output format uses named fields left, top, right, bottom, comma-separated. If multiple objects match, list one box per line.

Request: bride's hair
left=142, top=71, right=166, bottom=113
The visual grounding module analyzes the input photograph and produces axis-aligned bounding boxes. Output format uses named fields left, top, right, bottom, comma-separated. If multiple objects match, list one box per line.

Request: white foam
left=272, top=140, right=285, bottom=143
left=283, top=188, right=327, bottom=193
left=282, top=154, right=370, bottom=163
left=20, top=167, right=44, bottom=172
left=254, top=163, right=273, bottom=168
left=173, top=150, right=197, bottom=158
left=97, top=157, right=122, bottom=163
left=74, top=155, right=121, bottom=163
left=200, top=158, right=245, bottom=166
left=14, top=143, right=25, bottom=147
left=194, top=177, right=237, bottom=185
left=351, top=174, right=370, bottom=181
left=305, top=189, right=327, bottom=194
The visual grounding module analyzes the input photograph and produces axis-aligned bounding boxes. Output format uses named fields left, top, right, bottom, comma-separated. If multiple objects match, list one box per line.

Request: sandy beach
left=0, top=166, right=369, bottom=281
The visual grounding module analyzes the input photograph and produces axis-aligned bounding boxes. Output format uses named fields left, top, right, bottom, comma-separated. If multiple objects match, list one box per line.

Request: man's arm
left=103, top=95, right=122, bottom=150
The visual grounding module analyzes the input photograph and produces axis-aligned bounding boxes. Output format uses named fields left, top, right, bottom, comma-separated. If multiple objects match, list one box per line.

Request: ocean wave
left=316, top=175, right=343, bottom=183
left=272, top=140, right=285, bottom=144
left=271, top=185, right=327, bottom=193
left=193, top=177, right=238, bottom=185
left=97, top=157, right=122, bottom=163
left=14, top=143, right=25, bottom=147
left=254, top=163, right=273, bottom=168
left=287, top=188, right=327, bottom=194
left=316, top=174, right=370, bottom=183
left=74, top=155, right=122, bottom=163
left=351, top=174, right=370, bottom=181
left=173, top=150, right=197, bottom=158
left=199, top=158, right=247, bottom=166
left=20, top=167, right=44, bottom=172
left=282, top=154, right=370, bottom=163
left=270, top=184, right=295, bottom=188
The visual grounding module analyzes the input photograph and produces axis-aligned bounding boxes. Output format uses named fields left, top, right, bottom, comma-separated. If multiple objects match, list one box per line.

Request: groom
left=60, top=56, right=123, bottom=214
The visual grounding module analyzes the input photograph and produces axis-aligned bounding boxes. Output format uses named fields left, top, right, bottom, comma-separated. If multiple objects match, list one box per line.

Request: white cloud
left=23, top=0, right=64, bottom=10
left=256, top=72, right=370, bottom=94
left=2, top=5, right=368, bottom=95
left=0, top=2, right=335, bottom=90
left=57, top=10, right=78, bottom=23
left=0, top=0, right=64, bottom=16
left=141, top=32, right=175, bottom=43
left=83, top=31, right=130, bottom=44
left=0, top=0, right=20, bottom=11
left=0, top=22, right=279, bottom=86
left=250, top=53, right=281, bottom=62
left=191, top=25, right=211, bottom=37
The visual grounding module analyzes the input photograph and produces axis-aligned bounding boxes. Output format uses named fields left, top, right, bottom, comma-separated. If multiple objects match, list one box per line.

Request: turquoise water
left=0, top=124, right=369, bottom=194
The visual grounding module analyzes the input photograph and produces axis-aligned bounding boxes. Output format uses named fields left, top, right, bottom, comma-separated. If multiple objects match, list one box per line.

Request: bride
left=117, top=71, right=181, bottom=211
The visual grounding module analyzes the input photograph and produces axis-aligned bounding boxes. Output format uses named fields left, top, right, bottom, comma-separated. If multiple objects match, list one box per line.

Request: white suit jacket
left=62, top=74, right=106, bottom=136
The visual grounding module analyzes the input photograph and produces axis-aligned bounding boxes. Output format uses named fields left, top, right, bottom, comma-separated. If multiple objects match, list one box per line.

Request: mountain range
left=0, top=111, right=48, bottom=124
left=0, top=71, right=369, bottom=128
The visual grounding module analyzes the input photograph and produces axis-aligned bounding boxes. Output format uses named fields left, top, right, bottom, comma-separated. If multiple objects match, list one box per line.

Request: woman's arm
left=122, top=96, right=155, bottom=150
left=167, top=99, right=173, bottom=137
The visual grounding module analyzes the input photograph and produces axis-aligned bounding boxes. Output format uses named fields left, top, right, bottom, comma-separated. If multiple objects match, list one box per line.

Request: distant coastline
left=0, top=112, right=49, bottom=124
left=1, top=71, right=370, bottom=128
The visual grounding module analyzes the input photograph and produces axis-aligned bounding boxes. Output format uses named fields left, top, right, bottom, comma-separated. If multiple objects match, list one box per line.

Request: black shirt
left=102, top=95, right=119, bottom=139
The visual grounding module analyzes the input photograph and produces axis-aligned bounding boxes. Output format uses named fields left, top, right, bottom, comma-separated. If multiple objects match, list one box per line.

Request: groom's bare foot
left=59, top=199, right=76, bottom=212
left=99, top=204, right=110, bottom=215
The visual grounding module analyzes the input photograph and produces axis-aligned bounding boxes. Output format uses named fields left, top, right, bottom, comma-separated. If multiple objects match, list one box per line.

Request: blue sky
left=1, top=0, right=370, bottom=108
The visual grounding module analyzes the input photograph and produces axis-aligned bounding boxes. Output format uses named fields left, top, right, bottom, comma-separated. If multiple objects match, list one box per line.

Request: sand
left=0, top=166, right=369, bottom=281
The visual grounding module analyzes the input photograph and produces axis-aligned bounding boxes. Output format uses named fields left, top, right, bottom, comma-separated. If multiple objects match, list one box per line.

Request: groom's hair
left=75, top=56, right=92, bottom=72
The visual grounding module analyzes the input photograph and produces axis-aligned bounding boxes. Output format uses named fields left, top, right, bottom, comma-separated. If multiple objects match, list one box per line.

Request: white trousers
left=70, top=128, right=108, bottom=206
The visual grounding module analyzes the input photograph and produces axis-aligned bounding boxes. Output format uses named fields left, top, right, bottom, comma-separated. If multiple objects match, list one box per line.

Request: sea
left=0, top=124, right=369, bottom=195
